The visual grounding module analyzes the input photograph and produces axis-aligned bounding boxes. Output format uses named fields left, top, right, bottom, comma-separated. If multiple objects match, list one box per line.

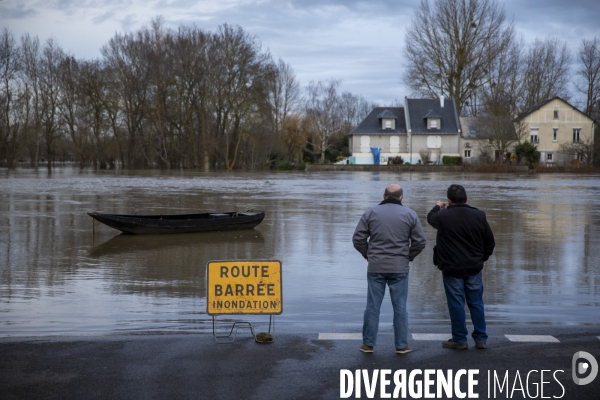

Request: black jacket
left=427, top=203, right=495, bottom=277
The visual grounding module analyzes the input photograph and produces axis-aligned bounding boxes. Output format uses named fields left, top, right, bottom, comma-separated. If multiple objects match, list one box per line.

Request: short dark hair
left=385, top=186, right=403, bottom=199
left=447, top=184, right=467, bottom=203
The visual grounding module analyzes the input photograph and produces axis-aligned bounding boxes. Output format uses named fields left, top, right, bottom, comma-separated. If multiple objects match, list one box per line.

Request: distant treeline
left=4, top=4, right=599, bottom=172
left=0, top=18, right=376, bottom=171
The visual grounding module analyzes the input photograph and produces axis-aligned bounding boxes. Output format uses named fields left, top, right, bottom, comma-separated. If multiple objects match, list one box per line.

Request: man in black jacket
left=427, top=184, right=495, bottom=350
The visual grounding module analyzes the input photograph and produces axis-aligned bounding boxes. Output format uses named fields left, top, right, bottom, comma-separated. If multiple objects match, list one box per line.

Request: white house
left=349, top=97, right=461, bottom=164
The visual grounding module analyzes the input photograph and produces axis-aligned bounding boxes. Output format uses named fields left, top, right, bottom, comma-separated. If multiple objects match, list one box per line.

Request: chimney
left=440, top=95, right=444, bottom=108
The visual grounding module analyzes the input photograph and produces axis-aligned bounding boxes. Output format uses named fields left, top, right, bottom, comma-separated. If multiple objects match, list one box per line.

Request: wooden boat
left=87, top=210, right=265, bottom=235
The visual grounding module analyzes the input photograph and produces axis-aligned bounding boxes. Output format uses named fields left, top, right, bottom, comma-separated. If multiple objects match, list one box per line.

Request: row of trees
left=0, top=20, right=375, bottom=171
left=404, top=0, right=600, bottom=162
left=3, top=1, right=599, bottom=171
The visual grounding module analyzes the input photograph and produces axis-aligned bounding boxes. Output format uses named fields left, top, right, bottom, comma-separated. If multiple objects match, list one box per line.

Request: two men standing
left=353, top=183, right=495, bottom=353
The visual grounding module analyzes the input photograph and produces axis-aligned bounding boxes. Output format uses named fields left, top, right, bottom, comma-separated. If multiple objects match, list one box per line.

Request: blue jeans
left=442, top=272, right=487, bottom=344
left=363, top=273, right=409, bottom=349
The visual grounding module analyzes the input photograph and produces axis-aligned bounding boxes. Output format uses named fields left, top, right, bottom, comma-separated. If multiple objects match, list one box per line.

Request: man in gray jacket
left=352, top=184, right=426, bottom=354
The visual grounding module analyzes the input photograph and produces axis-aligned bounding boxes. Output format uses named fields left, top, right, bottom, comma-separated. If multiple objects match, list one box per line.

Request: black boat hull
left=87, top=211, right=265, bottom=235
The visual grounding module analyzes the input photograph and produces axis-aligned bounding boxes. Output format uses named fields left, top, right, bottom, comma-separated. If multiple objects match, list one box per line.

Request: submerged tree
left=101, top=28, right=153, bottom=168
left=267, top=58, right=301, bottom=159
left=210, top=24, right=274, bottom=171
left=1, top=21, right=375, bottom=171
left=77, top=59, right=114, bottom=169
left=304, top=79, right=343, bottom=164
left=38, top=38, right=66, bottom=172
left=0, top=28, right=24, bottom=168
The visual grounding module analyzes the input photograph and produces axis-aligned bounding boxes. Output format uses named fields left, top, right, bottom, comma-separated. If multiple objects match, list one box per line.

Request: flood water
left=1, top=168, right=599, bottom=337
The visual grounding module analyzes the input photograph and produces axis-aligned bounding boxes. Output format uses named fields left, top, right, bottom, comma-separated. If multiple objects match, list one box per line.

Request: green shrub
left=442, top=156, right=462, bottom=165
left=514, top=141, right=540, bottom=170
left=296, top=162, right=306, bottom=171
left=276, top=160, right=292, bottom=170
left=388, top=156, right=404, bottom=165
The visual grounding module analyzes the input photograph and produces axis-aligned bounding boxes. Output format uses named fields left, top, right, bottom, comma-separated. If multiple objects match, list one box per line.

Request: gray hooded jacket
left=352, top=198, right=426, bottom=273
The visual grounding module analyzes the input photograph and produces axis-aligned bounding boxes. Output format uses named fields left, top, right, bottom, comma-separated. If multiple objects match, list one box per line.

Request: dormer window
left=378, top=109, right=397, bottom=130
left=423, top=109, right=442, bottom=130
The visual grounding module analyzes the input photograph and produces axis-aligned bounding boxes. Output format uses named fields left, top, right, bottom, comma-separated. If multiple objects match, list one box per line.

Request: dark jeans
left=442, top=271, right=487, bottom=344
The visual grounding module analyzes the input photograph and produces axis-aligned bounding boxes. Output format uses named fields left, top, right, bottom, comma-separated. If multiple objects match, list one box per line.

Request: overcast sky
left=1, top=0, right=599, bottom=106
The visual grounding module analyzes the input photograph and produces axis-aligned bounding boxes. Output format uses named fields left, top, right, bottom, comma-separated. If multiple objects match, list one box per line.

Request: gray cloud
left=505, top=0, right=600, bottom=42
left=1, top=0, right=599, bottom=105
left=93, top=11, right=116, bottom=24
left=120, top=14, right=139, bottom=31
left=0, top=3, right=38, bottom=19
left=287, top=0, right=419, bottom=14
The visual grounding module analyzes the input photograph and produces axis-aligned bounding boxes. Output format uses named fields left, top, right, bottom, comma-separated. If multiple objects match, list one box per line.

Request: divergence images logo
left=572, top=351, right=598, bottom=385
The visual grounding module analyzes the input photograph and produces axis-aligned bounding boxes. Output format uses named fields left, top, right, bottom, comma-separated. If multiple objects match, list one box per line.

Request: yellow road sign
left=207, top=260, right=282, bottom=315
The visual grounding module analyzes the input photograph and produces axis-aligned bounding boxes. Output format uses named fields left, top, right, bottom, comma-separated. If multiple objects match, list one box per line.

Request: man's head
left=447, top=184, right=467, bottom=204
left=384, top=184, right=403, bottom=201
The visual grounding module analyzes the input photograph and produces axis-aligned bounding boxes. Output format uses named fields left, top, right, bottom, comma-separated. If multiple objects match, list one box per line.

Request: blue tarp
left=371, top=147, right=381, bottom=165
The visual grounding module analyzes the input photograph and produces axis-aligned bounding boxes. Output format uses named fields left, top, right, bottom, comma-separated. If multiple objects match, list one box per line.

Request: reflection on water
left=89, top=230, right=265, bottom=258
left=1, top=168, right=600, bottom=336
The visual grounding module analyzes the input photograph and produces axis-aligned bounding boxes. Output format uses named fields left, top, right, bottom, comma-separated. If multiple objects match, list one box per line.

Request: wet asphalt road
left=2, top=324, right=599, bottom=400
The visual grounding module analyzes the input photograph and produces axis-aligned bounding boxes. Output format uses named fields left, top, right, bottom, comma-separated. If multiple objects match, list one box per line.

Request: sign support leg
left=211, top=315, right=275, bottom=344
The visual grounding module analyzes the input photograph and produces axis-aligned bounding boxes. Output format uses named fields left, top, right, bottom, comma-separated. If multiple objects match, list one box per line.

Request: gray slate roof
left=378, top=109, right=397, bottom=119
left=405, top=98, right=460, bottom=135
left=350, top=107, right=407, bottom=135
left=423, top=109, right=443, bottom=119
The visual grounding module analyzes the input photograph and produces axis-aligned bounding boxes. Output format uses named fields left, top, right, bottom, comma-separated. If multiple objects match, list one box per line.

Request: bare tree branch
left=403, top=0, right=516, bottom=116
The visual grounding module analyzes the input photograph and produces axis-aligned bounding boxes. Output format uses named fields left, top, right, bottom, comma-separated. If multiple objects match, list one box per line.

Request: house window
left=553, top=110, right=558, bottom=119
left=530, top=134, right=539, bottom=144
left=573, top=128, right=581, bottom=143
left=547, top=153, right=553, bottom=161
left=464, top=150, right=471, bottom=158
left=553, top=128, right=558, bottom=142
left=427, top=118, right=440, bottom=129
left=530, top=128, right=539, bottom=144
left=384, top=119, right=392, bottom=129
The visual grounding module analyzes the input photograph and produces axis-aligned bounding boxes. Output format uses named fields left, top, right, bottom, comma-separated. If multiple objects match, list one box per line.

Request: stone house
left=515, top=97, right=596, bottom=166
